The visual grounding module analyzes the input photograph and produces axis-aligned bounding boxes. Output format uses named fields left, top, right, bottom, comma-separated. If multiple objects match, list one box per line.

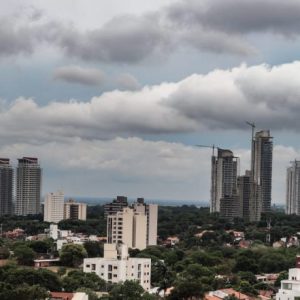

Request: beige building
left=44, top=191, right=64, bottom=223
left=64, top=199, right=87, bottom=221
left=84, top=243, right=151, bottom=291
left=133, top=200, right=158, bottom=246
left=107, top=207, right=147, bottom=250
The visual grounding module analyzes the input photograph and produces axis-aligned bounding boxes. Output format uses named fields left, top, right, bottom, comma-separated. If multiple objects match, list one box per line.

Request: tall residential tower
left=211, top=149, right=238, bottom=213
left=286, top=160, right=300, bottom=215
left=249, top=130, right=273, bottom=221
left=15, top=157, right=42, bottom=216
left=0, top=158, right=13, bottom=216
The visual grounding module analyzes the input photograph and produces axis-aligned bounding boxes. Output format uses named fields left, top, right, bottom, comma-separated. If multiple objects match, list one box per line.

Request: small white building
left=83, top=243, right=151, bottom=291
left=276, top=256, right=300, bottom=300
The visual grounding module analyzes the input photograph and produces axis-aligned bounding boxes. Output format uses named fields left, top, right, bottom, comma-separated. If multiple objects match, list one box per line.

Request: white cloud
left=2, top=61, right=300, bottom=143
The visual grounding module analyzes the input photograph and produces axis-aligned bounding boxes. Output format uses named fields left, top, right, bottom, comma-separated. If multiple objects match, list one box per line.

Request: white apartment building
left=64, top=199, right=87, bottom=221
left=276, top=256, right=300, bottom=300
left=84, top=243, right=151, bottom=291
left=133, top=200, right=158, bottom=246
left=107, top=207, right=147, bottom=250
left=44, top=191, right=64, bottom=223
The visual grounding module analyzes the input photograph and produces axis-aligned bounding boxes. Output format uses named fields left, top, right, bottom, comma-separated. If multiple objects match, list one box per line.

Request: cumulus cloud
left=4, top=0, right=300, bottom=62
left=53, top=65, right=106, bottom=86
left=2, top=61, right=300, bottom=142
left=115, top=73, right=140, bottom=90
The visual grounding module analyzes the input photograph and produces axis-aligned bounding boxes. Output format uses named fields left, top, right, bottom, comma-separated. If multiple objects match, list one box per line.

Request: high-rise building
left=237, top=171, right=251, bottom=221
left=44, top=190, right=64, bottom=223
left=220, top=195, right=241, bottom=220
left=211, top=149, right=238, bottom=213
left=104, top=196, right=128, bottom=218
left=107, top=207, right=147, bottom=250
left=16, top=157, right=42, bottom=216
left=249, top=130, right=273, bottom=221
left=286, top=160, right=300, bottom=215
left=64, top=199, right=87, bottom=221
left=132, top=198, right=158, bottom=246
left=0, top=158, right=13, bottom=216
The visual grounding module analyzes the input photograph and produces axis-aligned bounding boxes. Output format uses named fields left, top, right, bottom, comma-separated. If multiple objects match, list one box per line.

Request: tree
left=0, top=283, right=49, bottom=300
left=29, top=239, right=53, bottom=254
left=239, top=281, right=258, bottom=296
left=109, top=280, right=145, bottom=300
left=275, top=271, right=288, bottom=287
left=14, top=245, right=35, bottom=265
left=59, top=244, right=87, bottom=267
left=168, top=278, right=204, bottom=300
left=62, top=270, right=105, bottom=292
left=84, top=241, right=103, bottom=257
left=4, top=267, right=62, bottom=291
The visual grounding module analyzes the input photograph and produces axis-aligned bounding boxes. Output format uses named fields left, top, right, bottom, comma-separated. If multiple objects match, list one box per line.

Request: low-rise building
left=83, top=243, right=151, bottom=291
left=276, top=256, right=300, bottom=300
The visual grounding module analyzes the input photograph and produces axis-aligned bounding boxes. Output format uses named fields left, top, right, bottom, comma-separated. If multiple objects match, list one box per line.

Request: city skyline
left=3, top=1, right=300, bottom=203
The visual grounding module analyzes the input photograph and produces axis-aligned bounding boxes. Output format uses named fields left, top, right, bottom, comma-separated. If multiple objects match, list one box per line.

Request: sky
left=2, top=0, right=300, bottom=204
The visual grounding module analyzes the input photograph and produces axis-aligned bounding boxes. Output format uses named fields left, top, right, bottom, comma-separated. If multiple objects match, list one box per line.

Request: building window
left=101, top=265, right=104, bottom=268
left=108, top=273, right=112, bottom=280
left=108, top=265, right=112, bottom=271
left=101, top=273, right=104, bottom=276
left=113, top=274, right=117, bottom=277
left=86, top=264, right=90, bottom=268
left=91, top=264, right=96, bottom=271
left=113, top=266, right=118, bottom=270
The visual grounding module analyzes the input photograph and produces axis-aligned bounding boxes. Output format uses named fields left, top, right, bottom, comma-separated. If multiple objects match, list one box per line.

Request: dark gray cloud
left=2, top=1, right=300, bottom=62
left=56, top=14, right=172, bottom=63
left=53, top=65, right=106, bottom=86
left=167, top=0, right=300, bottom=35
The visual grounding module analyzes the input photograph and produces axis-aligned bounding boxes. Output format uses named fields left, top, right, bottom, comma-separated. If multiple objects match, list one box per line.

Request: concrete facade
left=286, top=160, right=300, bottom=215
left=44, top=190, right=64, bottom=223
left=64, top=199, right=87, bottom=221
left=84, top=243, right=151, bottom=291
left=0, top=158, right=13, bottom=216
left=15, top=157, right=42, bottom=216
left=211, top=149, right=238, bottom=213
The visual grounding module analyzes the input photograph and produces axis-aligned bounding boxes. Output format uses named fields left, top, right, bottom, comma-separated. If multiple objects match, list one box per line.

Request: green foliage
left=0, top=283, right=49, bottom=300
left=14, top=245, right=35, bottom=265
left=59, top=244, right=87, bottom=267
left=275, top=271, right=288, bottom=287
left=168, top=278, right=204, bottom=300
left=109, top=280, right=145, bottom=300
left=84, top=241, right=103, bottom=257
left=239, top=281, right=258, bottom=296
left=0, top=265, right=62, bottom=291
left=28, top=239, right=53, bottom=254
left=0, top=246, right=10, bottom=259
left=62, top=270, right=105, bottom=292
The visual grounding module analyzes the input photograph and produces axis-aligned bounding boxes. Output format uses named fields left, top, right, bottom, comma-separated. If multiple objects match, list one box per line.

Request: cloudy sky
left=2, top=0, right=300, bottom=204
